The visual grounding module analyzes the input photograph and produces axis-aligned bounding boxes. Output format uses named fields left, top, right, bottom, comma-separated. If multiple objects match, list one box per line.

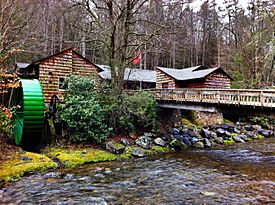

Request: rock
left=187, top=129, right=197, bottom=137
left=221, top=123, right=233, bottom=130
left=135, top=136, right=152, bottom=149
left=201, top=191, right=216, bottom=196
left=201, top=128, right=211, bottom=138
left=258, top=129, right=271, bottom=138
left=193, top=141, right=204, bottom=148
left=233, top=127, right=241, bottom=134
left=245, top=131, right=254, bottom=138
left=86, top=197, right=107, bottom=205
left=190, top=137, right=199, bottom=144
left=169, top=139, right=180, bottom=147
left=131, top=148, right=145, bottom=158
left=154, top=137, right=166, bottom=147
left=233, top=136, right=245, bottom=143
left=105, top=141, right=125, bottom=154
left=216, top=128, right=225, bottom=137
left=253, top=124, right=262, bottom=131
left=204, top=138, right=211, bottom=147
left=172, top=128, right=180, bottom=135
left=214, top=136, right=224, bottom=144
left=120, top=138, right=130, bottom=146
left=245, top=124, right=254, bottom=131
left=19, top=156, right=32, bottom=161
left=182, top=136, right=192, bottom=146
left=225, top=131, right=232, bottom=138
left=239, top=134, right=249, bottom=141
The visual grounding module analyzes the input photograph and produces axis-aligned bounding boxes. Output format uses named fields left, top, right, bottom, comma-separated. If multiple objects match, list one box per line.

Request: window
left=59, top=77, right=67, bottom=90
left=162, top=82, right=168, bottom=88
left=49, top=71, right=53, bottom=75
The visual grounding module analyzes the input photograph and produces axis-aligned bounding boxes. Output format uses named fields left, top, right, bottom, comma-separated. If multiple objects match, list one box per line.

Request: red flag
left=132, top=50, right=141, bottom=65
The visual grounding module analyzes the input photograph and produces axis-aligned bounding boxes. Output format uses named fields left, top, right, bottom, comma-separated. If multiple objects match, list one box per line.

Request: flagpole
left=140, top=51, right=142, bottom=89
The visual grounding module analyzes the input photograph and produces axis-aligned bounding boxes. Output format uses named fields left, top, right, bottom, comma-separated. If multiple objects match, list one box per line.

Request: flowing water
left=1, top=138, right=274, bottom=204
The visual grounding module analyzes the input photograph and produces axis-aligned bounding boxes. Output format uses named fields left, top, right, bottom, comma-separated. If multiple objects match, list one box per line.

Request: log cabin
left=156, top=65, right=233, bottom=89
left=17, top=48, right=102, bottom=103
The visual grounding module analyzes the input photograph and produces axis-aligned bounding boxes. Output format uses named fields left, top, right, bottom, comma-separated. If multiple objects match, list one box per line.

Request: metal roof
left=16, top=62, right=30, bottom=69
left=157, top=66, right=229, bottom=81
left=97, top=65, right=156, bottom=83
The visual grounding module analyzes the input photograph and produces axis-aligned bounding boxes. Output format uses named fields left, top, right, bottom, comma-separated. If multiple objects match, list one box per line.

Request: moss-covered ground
left=0, top=151, right=57, bottom=183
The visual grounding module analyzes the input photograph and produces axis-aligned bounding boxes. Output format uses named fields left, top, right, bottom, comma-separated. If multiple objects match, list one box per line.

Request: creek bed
left=1, top=138, right=274, bottom=204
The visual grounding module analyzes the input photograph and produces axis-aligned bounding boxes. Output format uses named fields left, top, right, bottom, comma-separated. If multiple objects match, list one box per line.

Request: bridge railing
left=155, top=88, right=275, bottom=108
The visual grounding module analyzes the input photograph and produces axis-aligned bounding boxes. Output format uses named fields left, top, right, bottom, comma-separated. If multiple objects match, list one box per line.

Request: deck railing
left=154, top=88, right=275, bottom=108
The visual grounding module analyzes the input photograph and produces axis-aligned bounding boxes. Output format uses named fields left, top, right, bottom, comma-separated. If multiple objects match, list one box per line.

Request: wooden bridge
left=153, top=88, right=275, bottom=110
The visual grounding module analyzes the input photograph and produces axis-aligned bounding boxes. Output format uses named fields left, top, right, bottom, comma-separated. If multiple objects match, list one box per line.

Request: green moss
left=43, top=147, right=118, bottom=168
left=223, top=119, right=234, bottom=124
left=182, top=118, right=196, bottom=128
left=0, top=152, right=57, bottom=182
left=255, top=134, right=264, bottom=140
left=143, top=145, right=171, bottom=155
left=224, top=138, right=235, bottom=145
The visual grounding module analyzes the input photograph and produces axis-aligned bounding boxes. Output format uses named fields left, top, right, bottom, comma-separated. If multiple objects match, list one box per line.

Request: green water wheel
left=13, top=78, right=44, bottom=149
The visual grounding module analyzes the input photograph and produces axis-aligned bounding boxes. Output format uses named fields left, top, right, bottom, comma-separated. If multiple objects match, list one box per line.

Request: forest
left=0, top=0, right=274, bottom=88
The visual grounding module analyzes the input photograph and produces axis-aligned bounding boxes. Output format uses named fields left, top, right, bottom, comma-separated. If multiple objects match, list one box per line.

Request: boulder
left=233, top=127, right=241, bottom=134
left=201, top=128, right=211, bottom=138
left=187, top=129, right=198, bottom=137
left=131, top=148, right=145, bottom=158
left=193, top=141, right=204, bottom=148
left=211, top=133, right=224, bottom=144
left=190, top=137, right=199, bottom=144
left=233, top=136, right=245, bottom=143
left=182, top=136, right=192, bottom=146
left=169, top=139, right=180, bottom=148
left=245, top=124, right=254, bottom=131
left=204, top=138, right=211, bottom=147
left=225, top=131, right=232, bottom=138
left=172, top=128, right=180, bottom=135
left=258, top=129, right=271, bottom=138
left=154, top=137, right=166, bottom=147
left=239, top=134, right=249, bottom=141
left=135, top=136, right=152, bottom=149
left=216, top=128, right=226, bottom=137
left=253, top=124, right=262, bottom=131
left=245, top=131, right=254, bottom=138
left=120, top=138, right=130, bottom=146
left=221, top=123, right=233, bottom=130
left=105, top=142, right=126, bottom=154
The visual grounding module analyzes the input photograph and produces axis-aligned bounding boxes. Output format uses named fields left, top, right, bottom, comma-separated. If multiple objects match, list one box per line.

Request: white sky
left=189, top=0, right=250, bottom=12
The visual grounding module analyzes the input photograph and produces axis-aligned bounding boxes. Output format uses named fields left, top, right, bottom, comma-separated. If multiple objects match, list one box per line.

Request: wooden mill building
left=17, top=48, right=102, bottom=103
left=97, top=65, right=156, bottom=89
left=156, top=65, right=233, bottom=89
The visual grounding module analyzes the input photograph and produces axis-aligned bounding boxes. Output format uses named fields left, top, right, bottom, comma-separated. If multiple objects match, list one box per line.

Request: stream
left=1, top=138, right=274, bottom=204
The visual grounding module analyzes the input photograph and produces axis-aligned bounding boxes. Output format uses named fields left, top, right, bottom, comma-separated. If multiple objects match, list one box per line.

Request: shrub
left=0, top=106, right=13, bottom=137
left=59, top=75, right=111, bottom=143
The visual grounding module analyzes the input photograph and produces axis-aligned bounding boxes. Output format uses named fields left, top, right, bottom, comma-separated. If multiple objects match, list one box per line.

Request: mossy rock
left=182, top=118, right=197, bottom=129
left=0, top=152, right=57, bottom=182
left=224, top=138, right=235, bottom=145
left=254, top=134, right=265, bottom=140
left=43, top=147, right=118, bottom=168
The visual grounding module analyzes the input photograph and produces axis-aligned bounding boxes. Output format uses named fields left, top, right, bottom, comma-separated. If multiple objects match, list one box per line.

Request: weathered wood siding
left=156, top=68, right=176, bottom=89
left=38, top=49, right=99, bottom=103
left=204, top=71, right=231, bottom=88
left=179, top=70, right=231, bottom=89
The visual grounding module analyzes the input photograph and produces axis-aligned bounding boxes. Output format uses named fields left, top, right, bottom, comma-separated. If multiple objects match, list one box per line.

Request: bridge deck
left=155, top=88, right=275, bottom=108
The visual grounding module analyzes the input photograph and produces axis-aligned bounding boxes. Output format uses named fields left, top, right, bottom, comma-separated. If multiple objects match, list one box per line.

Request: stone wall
left=195, top=111, right=223, bottom=125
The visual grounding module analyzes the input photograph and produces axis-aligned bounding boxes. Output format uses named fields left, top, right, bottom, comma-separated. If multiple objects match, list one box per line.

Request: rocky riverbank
left=1, top=119, right=274, bottom=186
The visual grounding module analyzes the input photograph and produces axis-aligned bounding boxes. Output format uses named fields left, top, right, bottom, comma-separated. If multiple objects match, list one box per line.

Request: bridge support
left=195, top=111, right=223, bottom=125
